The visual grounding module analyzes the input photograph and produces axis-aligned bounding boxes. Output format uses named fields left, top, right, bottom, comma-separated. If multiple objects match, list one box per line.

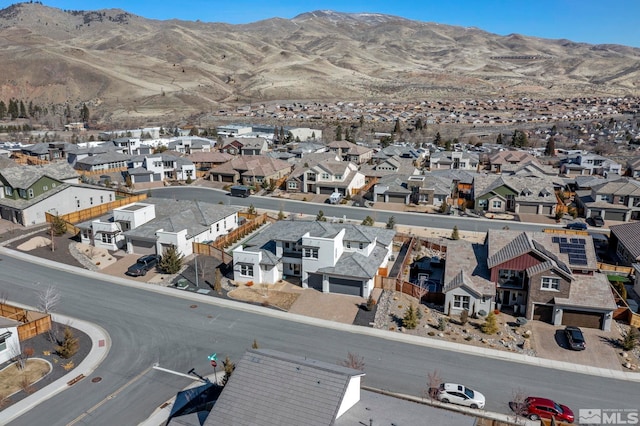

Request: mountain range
left=0, top=3, right=639, bottom=125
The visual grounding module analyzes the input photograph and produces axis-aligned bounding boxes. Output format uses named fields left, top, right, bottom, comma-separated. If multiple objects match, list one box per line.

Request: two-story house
left=560, top=152, right=622, bottom=177
left=575, top=177, right=640, bottom=222
left=304, top=161, right=365, bottom=196
left=167, top=136, right=215, bottom=154
left=127, top=153, right=196, bottom=183
left=428, top=151, right=479, bottom=171
left=208, top=156, right=292, bottom=186
left=232, top=221, right=395, bottom=298
left=327, top=141, right=373, bottom=164
left=473, top=174, right=558, bottom=216
left=0, top=162, right=117, bottom=226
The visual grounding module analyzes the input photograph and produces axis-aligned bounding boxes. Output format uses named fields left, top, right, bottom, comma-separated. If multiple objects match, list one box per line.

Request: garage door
left=328, top=277, right=362, bottom=296
left=221, top=175, right=234, bottom=183
left=590, top=210, right=602, bottom=218
left=318, top=187, right=334, bottom=195
left=533, top=304, right=553, bottom=323
left=129, top=239, right=157, bottom=255
left=561, top=310, right=603, bottom=329
left=541, top=205, right=553, bottom=215
left=388, top=195, right=406, bottom=204
left=307, top=273, right=323, bottom=291
left=519, top=204, right=538, bottom=214
left=606, top=211, right=626, bottom=222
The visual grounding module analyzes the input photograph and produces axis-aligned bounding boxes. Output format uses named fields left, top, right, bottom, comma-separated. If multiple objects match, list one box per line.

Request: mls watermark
left=579, top=409, right=639, bottom=425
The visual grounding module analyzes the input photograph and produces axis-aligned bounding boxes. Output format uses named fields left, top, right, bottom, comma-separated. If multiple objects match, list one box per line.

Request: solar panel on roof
left=552, top=237, right=560, bottom=243
left=570, top=238, right=579, bottom=243
left=560, top=238, right=567, bottom=243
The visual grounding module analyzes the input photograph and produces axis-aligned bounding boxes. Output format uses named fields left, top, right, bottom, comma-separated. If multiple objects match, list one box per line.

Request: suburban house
left=167, top=136, right=214, bottom=154
left=78, top=199, right=242, bottom=256
left=20, top=142, right=71, bottom=162
left=0, top=317, right=21, bottom=364
left=560, top=152, right=622, bottom=177
left=431, top=169, right=477, bottom=206
left=204, top=349, right=364, bottom=426
left=428, top=150, right=479, bottom=171
left=625, top=157, right=640, bottom=178
left=187, top=151, right=234, bottom=174
left=443, top=240, right=495, bottom=317
left=74, top=151, right=131, bottom=174
left=472, top=174, right=558, bottom=216
left=232, top=220, right=395, bottom=297
left=487, top=230, right=614, bottom=330
left=0, top=162, right=117, bottom=226
left=208, top=156, right=292, bottom=186
left=239, top=138, right=270, bottom=156
left=327, top=141, right=374, bottom=164
left=575, top=177, right=640, bottom=222
left=486, top=151, right=537, bottom=173
left=371, top=174, right=412, bottom=204
left=291, top=161, right=365, bottom=196
left=284, top=152, right=341, bottom=193
left=608, top=222, right=640, bottom=266
left=360, top=155, right=419, bottom=179
left=127, top=152, right=196, bottom=183
left=406, top=174, right=453, bottom=206
left=371, top=144, right=426, bottom=165
left=287, top=141, right=327, bottom=158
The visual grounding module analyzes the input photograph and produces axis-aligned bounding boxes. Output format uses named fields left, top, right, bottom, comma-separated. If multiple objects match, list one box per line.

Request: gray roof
left=0, top=162, right=78, bottom=188
left=554, top=272, right=617, bottom=311
left=123, top=199, right=242, bottom=240
left=610, top=222, right=640, bottom=260
left=317, top=245, right=388, bottom=279
left=205, top=349, right=363, bottom=426
left=75, top=151, right=131, bottom=166
left=443, top=241, right=495, bottom=297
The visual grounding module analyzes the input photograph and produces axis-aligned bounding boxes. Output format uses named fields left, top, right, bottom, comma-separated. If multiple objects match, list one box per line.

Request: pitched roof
left=610, top=222, right=640, bottom=260
left=443, top=241, right=494, bottom=297
left=0, top=162, right=78, bottom=188
left=206, top=349, right=363, bottom=426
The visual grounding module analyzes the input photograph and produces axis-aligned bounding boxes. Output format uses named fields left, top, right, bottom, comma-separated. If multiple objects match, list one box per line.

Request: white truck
left=329, top=192, right=342, bottom=204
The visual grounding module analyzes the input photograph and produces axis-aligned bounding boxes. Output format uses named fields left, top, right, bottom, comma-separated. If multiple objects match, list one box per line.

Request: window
left=304, top=248, right=319, bottom=258
left=541, top=276, right=560, bottom=290
left=346, top=241, right=351, bottom=249
left=478, top=199, right=487, bottom=207
left=453, top=295, right=470, bottom=309
left=335, top=174, right=343, bottom=180
left=4, top=187, right=12, bottom=196
left=100, top=196, right=104, bottom=203
left=492, top=200, right=501, bottom=209
left=28, top=188, right=34, bottom=198
left=216, top=223, right=220, bottom=232
left=43, top=185, right=48, bottom=191
left=240, top=264, right=253, bottom=277
left=101, top=233, right=113, bottom=244
left=90, top=197, right=94, bottom=205
left=359, top=243, right=364, bottom=249
left=321, top=173, right=330, bottom=180
left=288, top=181, right=297, bottom=189
left=76, top=199, right=81, bottom=208
left=0, top=336, right=6, bottom=352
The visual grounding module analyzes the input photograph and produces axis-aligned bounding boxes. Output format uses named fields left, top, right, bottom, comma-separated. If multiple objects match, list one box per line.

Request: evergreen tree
left=481, top=311, right=499, bottom=334
left=434, top=132, right=442, bottom=147
left=415, top=118, right=423, bottom=131
left=247, top=204, right=256, bottom=215
left=402, top=304, right=418, bottom=329
left=386, top=216, right=395, bottom=229
left=621, top=327, right=639, bottom=351
left=80, top=103, right=90, bottom=123
left=189, top=127, right=199, bottom=136
left=545, top=137, right=556, bottom=156
left=19, top=100, right=27, bottom=118
left=252, top=339, right=259, bottom=349
left=28, top=100, right=35, bottom=117
left=511, top=130, right=528, bottom=147
left=316, top=210, right=327, bottom=222
left=51, top=215, right=67, bottom=236
left=221, top=355, right=236, bottom=386
left=496, top=133, right=503, bottom=145
left=278, top=209, right=285, bottom=220
left=361, top=216, right=374, bottom=226
left=359, top=115, right=364, bottom=127
left=393, top=119, right=401, bottom=133
left=0, top=100, right=6, bottom=119
left=335, top=124, right=343, bottom=141
left=8, top=99, right=18, bottom=120
left=445, top=140, right=452, bottom=151
left=451, top=225, right=460, bottom=240
left=159, top=245, right=184, bottom=274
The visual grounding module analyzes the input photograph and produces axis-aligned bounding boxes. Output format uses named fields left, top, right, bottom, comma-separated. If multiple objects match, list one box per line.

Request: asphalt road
left=150, top=186, right=550, bottom=233
left=1, top=251, right=638, bottom=426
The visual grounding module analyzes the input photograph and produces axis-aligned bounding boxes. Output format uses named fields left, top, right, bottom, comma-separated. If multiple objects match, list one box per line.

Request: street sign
left=207, top=353, right=217, bottom=361
left=210, top=360, right=217, bottom=368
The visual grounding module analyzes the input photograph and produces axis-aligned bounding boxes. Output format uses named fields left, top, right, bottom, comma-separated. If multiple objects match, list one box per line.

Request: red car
left=518, top=397, right=575, bottom=423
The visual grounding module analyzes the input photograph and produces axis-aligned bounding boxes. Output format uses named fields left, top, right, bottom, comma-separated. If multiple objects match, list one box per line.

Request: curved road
left=1, top=248, right=637, bottom=425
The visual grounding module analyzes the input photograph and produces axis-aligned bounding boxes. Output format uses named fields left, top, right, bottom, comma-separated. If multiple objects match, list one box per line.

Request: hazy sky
left=4, top=0, right=640, bottom=47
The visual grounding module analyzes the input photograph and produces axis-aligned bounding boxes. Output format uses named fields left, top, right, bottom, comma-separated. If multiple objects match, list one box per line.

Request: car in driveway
left=126, top=254, right=160, bottom=277
left=589, top=216, right=605, bottom=227
left=436, top=383, right=485, bottom=409
left=564, top=326, right=586, bottom=351
left=566, top=221, right=587, bottom=230
left=512, top=397, right=575, bottom=423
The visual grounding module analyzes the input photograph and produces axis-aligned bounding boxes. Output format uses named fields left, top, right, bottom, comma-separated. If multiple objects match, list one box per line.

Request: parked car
left=230, top=185, right=251, bottom=198
left=564, top=326, right=586, bottom=351
left=566, top=222, right=587, bottom=230
left=511, top=397, right=575, bottom=423
left=436, top=383, right=485, bottom=409
left=126, top=254, right=160, bottom=277
left=589, top=216, right=605, bottom=227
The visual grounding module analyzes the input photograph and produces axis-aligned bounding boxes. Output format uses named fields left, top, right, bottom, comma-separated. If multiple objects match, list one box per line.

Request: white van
left=329, top=192, right=342, bottom=204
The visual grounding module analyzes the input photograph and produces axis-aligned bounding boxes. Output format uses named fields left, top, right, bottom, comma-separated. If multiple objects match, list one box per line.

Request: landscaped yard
left=0, top=359, right=50, bottom=402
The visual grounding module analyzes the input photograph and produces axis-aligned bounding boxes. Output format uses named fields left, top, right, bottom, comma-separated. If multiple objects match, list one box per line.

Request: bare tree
left=338, top=352, right=365, bottom=371
left=509, top=387, right=530, bottom=425
left=9, top=341, right=26, bottom=370
left=424, top=369, right=443, bottom=401
left=37, top=284, right=60, bottom=314
left=0, top=289, right=8, bottom=305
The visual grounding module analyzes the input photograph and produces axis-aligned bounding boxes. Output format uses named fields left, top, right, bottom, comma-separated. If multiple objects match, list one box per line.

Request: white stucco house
left=232, top=220, right=395, bottom=298
left=77, top=199, right=241, bottom=256
left=0, top=317, right=21, bottom=364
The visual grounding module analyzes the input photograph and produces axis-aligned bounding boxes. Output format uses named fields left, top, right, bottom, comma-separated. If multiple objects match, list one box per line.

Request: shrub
left=451, top=225, right=460, bottom=240
left=481, top=311, right=499, bottom=335
left=159, top=245, right=183, bottom=274
left=460, top=309, right=469, bottom=326
left=365, top=294, right=376, bottom=311
left=621, top=327, right=639, bottom=351
left=56, top=327, right=79, bottom=359
left=437, top=317, right=448, bottom=331
left=402, top=304, right=418, bottom=329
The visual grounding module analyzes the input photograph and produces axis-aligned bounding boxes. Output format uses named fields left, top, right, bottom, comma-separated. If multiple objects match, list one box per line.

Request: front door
left=293, top=263, right=301, bottom=276
left=501, top=290, right=511, bottom=306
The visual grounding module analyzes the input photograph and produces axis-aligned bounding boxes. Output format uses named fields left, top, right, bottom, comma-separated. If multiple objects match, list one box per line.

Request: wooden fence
left=192, top=242, right=233, bottom=263
left=598, top=263, right=634, bottom=275
left=11, top=152, right=49, bottom=166
left=45, top=193, right=148, bottom=226
left=76, top=166, right=128, bottom=176
left=0, top=303, right=52, bottom=341
left=542, top=228, right=589, bottom=236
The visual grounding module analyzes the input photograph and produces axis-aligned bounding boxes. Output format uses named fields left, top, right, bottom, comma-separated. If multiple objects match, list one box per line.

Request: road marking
left=152, top=365, right=199, bottom=381
left=66, top=366, right=153, bottom=426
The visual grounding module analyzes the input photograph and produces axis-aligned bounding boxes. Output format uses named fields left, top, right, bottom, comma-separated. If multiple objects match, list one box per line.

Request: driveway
left=288, top=288, right=364, bottom=324
left=529, top=321, right=623, bottom=370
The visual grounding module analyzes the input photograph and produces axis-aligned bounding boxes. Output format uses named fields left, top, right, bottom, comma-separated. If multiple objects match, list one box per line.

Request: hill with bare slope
left=0, top=3, right=638, bottom=125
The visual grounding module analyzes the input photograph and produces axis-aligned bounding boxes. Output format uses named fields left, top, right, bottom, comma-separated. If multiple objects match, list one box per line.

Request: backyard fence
left=0, top=303, right=52, bottom=341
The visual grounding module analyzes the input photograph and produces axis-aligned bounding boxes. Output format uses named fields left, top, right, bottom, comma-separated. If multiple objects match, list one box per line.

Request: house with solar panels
left=444, top=229, right=616, bottom=330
